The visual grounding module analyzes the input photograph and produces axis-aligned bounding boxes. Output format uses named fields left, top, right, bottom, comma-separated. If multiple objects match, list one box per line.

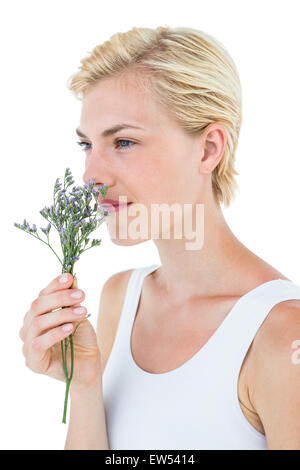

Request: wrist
left=70, top=378, right=103, bottom=400
left=70, top=363, right=103, bottom=397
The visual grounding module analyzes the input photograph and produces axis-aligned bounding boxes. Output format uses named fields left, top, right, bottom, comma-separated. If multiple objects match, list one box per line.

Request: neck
left=152, top=194, right=249, bottom=305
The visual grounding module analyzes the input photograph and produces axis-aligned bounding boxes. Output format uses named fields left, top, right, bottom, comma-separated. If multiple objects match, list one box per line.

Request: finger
left=36, top=306, right=87, bottom=333
left=22, top=274, right=75, bottom=334
left=23, top=286, right=85, bottom=335
left=23, top=305, right=87, bottom=355
left=34, top=288, right=85, bottom=315
left=19, top=324, right=25, bottom=341
left=38, top=273, right=75, bottom=297
left=26, top=322, right=75, bottom=371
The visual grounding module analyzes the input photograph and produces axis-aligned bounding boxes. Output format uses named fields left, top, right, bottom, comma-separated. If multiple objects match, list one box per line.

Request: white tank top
left=102, top=264, right=300, bottom=450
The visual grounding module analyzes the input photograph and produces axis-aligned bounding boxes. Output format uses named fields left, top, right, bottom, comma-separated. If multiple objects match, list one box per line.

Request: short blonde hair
left=67, top=25, right=242, bottom=207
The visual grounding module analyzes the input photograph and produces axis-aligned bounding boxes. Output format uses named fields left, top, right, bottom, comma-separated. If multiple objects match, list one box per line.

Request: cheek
left=152, top=152, right=189, bottom=202
left=144, top=149, right=174, bottom=181
left=128, top=145, right=191, bottom=204
left=134, top=159, right=179, bottom=205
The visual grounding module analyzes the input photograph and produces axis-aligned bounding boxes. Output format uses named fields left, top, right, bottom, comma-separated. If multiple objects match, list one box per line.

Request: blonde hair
left=67, top=25, right=242, bottom=207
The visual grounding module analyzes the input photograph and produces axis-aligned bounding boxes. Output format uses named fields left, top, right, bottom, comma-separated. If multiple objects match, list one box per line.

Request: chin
left=109, top=237, right=150, bottom=247
left=105, top=218, right=151, bottom=246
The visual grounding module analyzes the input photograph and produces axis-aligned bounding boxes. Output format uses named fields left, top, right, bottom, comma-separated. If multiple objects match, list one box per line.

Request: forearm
left=64, top=378, right=109, bottom=450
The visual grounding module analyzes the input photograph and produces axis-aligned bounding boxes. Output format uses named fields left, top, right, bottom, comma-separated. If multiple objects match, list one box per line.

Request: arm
left=64, top=269, right=133, bottom=450
left=65, top=380, right=109, bottom=450
left=250, top=300, right=300, bottom=449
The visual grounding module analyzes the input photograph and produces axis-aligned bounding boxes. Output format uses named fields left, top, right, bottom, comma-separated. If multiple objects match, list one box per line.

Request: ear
left=199, top=123, right=227, bottom=174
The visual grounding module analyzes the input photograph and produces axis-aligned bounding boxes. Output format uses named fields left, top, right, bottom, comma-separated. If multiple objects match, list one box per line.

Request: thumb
left=71, top=274, right=78, bottom=289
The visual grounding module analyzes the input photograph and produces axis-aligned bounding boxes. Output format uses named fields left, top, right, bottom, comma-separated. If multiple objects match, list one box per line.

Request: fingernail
left=62, top=323, right=73, bottom=332
left=73, top=307, right=85, bottom=315
left=70, top=290, right=82, bottom=298
left=59, top=274, right=69, bottom=284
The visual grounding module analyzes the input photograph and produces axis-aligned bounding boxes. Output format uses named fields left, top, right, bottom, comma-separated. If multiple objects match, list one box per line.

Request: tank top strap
left=104, top=263, right=160, bottom=375
left=221, top=278, right=300, bottom=397
left=121, top=263, right=160, bottom=330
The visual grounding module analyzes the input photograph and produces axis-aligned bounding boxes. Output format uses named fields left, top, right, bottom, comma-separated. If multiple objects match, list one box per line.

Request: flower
left=14, top=167, right=108, bottom=424
left=40, top=223, right=51, bottom=235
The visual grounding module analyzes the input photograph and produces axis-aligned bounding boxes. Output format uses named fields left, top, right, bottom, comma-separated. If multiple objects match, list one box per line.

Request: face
left=79, top=73, right=222, bottom=246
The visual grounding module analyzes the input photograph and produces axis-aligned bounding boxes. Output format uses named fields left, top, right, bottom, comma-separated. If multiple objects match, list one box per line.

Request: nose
left=82, top=150, right=114, bottom=188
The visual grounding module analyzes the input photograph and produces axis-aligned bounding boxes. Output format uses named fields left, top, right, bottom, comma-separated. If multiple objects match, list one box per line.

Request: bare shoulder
left=250, top=297, right=300, bottom=369
left=96, top=268, right=134, bottom=374
left=237, top=260, right=299, bottom=369
left=247, top=296, right=300, bottom=444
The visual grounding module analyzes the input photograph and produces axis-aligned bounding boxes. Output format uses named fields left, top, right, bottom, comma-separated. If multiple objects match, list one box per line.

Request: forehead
left=80, top=73, right=170, bottom=132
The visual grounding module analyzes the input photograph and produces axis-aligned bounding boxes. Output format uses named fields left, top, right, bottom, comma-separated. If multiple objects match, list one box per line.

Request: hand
left=20, top=273, right=102, bottom=390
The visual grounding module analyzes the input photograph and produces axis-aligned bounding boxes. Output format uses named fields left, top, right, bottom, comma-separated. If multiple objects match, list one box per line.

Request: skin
left=79, top=71, right=300, bottom=449
left=79, top=72, right=280, bottom=301
left=20, top=70, right=300, bottom=449
left=20, top=274, right=102, bottom=391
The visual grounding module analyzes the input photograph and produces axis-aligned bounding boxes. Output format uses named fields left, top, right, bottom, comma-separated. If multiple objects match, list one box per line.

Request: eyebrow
left=76, top=124, right=144, bottom=139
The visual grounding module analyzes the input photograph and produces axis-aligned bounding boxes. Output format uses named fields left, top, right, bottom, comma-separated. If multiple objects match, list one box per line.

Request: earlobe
left=200, top=153, right=221, bottom=175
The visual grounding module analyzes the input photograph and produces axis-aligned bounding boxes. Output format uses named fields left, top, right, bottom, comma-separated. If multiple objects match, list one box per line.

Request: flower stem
left=61, top=274, right=77, bottom=423
left=61, top=340, right=66, bottom=371
left=35, top=232, right=63, bottom=265
left=69, top=334, right=74, bottom=382
left=62, top=379, right=70, bottom=424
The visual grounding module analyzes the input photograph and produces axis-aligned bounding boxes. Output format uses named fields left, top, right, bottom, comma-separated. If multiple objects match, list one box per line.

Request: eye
left=114, top=139, right=136, bottom=151
left=77, top=141, right=91, bottom=151
left=76, top=139, right=136, bottom=152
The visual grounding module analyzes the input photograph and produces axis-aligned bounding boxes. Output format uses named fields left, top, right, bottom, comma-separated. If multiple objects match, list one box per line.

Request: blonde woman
left=20, top=25, right=300, bottom=450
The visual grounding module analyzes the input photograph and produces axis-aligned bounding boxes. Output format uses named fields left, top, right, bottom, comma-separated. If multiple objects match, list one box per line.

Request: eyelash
left=76, top=139, right=136, bottom=152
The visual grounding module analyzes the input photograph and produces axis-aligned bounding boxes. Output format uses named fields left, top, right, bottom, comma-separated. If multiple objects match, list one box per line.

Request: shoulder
left=96, top=268, right=135, bottom=373
left=100, top=268, right=134, bottom=299
left=249, top=298, right=300, bottom=448
left=251, top=298, right=300, bottom=364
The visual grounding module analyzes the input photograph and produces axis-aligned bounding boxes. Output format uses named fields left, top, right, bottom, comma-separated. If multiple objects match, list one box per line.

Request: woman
left=20, top=25, right=300, bottom=450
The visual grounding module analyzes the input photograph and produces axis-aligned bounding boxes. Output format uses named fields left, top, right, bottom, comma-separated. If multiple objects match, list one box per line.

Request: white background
left=1, top=0, right=300, bottom=450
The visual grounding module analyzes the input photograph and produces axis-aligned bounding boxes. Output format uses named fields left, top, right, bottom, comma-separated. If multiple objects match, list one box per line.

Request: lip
left=104, top=198, right=132, bottom=205
left=100, top=201, right=133, bottom=214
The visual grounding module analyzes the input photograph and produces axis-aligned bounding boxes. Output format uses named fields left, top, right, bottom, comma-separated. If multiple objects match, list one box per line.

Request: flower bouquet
left=14, top=168, right=109, bottom=423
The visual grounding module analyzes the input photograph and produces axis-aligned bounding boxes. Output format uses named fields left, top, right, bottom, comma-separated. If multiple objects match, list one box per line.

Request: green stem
left=62, top=379, right=70, bottom=424
left=72, top=314, right=91, bottom=336
left=61, top=277, right=76, bottom=423
left=44, top=240, right=63, bottom=266
left=61, top=340, right=66, bottom=374
left=78, top=244, right=98, bottom=256
left=69, top=334, right=74, bottom=381
left=62, top=336, right=70, bottom=423
left=34, top=232, right=63, bottom=266
left=19, top=227, right=63, bottom=266
left=64, top=338, right=68, bottom=376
